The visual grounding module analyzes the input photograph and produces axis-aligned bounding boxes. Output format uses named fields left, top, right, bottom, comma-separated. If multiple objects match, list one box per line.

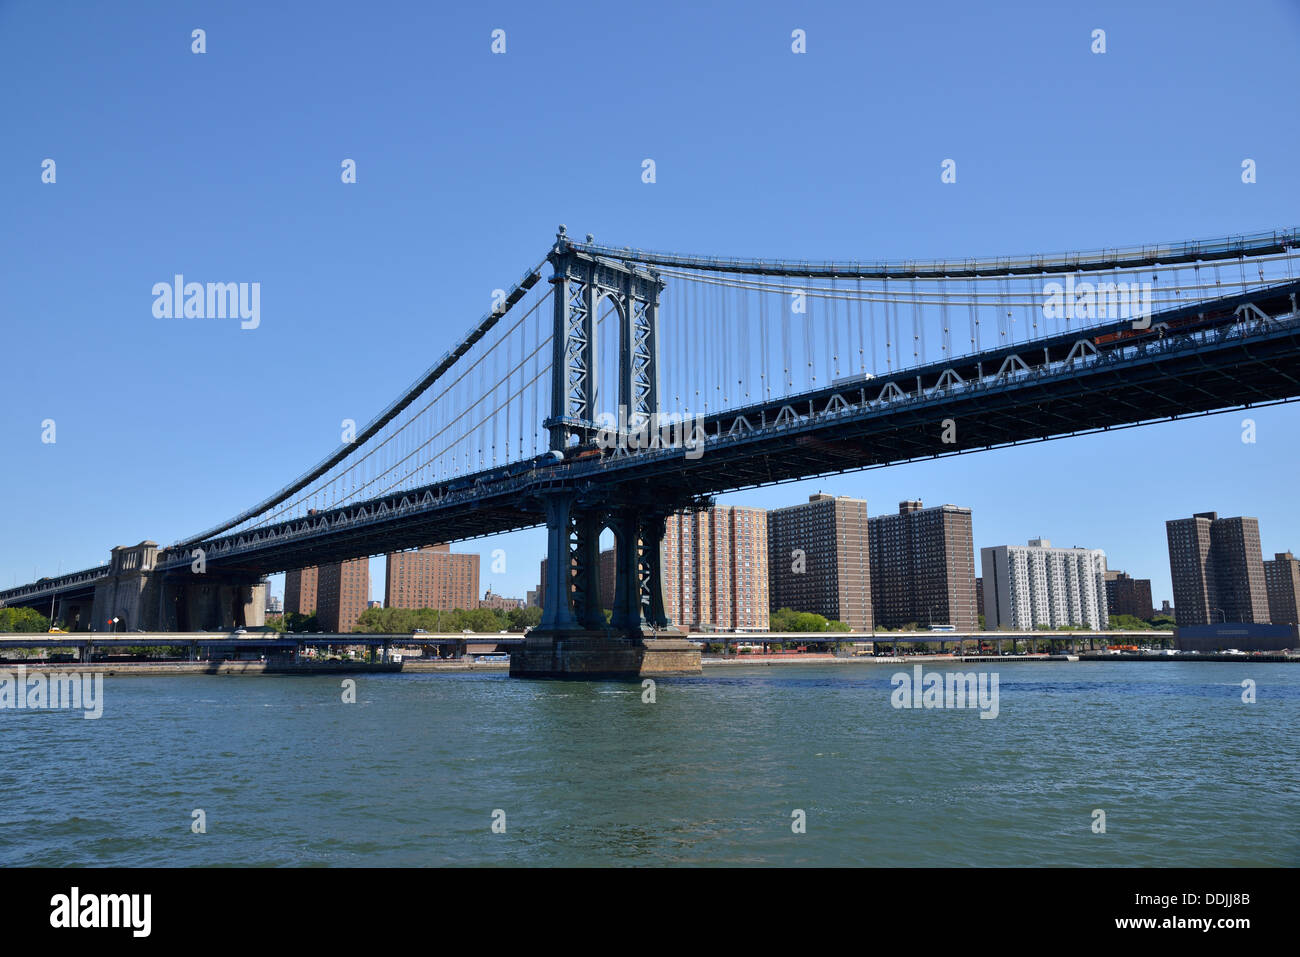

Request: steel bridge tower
left=514, top=227, right=700, bottom=677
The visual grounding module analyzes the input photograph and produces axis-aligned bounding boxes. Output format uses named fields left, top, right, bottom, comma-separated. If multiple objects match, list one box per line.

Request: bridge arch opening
left=592, top=291, right=625, bottom=436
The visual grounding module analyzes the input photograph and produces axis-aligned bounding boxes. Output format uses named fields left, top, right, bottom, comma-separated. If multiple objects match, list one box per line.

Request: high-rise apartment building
left=598, top=547, right=616, bottom=613
left=315, top=557, right=370, bottom=633
left=767, top=494, right=871, bottom=631
left=1103, top=570, right=1154, bottom=619
left=981, top=539, right=1109, bottom=631
left=284, top=565, right=319, bottom=616
left=663, top=505, right=769, bottom=631
left=870, top=501, right=977, bottom=630
left=1264, top=551, right=1300, bottom=626
left=385, top=544, right=480, bottom=611
left=1166, top=512, right=1269, bottom=626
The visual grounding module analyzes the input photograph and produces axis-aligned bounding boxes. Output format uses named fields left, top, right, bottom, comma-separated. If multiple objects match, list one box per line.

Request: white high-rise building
left=981, top=538, right=1109, bottom=630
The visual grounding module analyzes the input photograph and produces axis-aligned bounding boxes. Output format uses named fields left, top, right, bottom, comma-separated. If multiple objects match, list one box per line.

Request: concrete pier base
left=509, top=631, right=702, bottom=679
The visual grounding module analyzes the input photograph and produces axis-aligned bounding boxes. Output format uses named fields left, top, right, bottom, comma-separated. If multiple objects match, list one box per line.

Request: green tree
left=1108, top=614, right=1167, bottom=631
left=0, top=607, right=50, bottom=633
left=506, top=606, right=542, bottom=632
left=770, top=607, right=833, bottom=632
left=351, top=605, right=529, bottom=635
left=280, top=611, right=319, bottom=633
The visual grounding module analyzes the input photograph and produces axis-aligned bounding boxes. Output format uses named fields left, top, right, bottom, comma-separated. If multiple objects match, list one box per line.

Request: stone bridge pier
left=510, top=490, right=700, bottom=679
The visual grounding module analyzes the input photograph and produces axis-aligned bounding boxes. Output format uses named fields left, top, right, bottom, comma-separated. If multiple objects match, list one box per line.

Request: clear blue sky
left=3, top=0, right=1299, bottom=608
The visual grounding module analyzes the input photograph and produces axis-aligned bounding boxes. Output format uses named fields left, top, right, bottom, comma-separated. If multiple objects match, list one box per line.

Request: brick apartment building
left=766, top=494, right=872, bottom=631
left=1166, top=512, right=1269, bottom=626
left=870, top=501, right=977, bottom=630
left=385, top=544, right=480, bottom=611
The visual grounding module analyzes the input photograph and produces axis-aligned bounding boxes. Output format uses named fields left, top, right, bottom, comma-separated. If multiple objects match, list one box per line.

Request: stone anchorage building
left=385, top=544, right=479, bottom=612
left=1103, top=570, right=1154, bottom=619
left=663, top=505, right=769, bottom=632
left=1263, top=551, right=1300, bottom=626
left=981, top=538, right=1109, bottom=631
left=1165, top=512, right=1270, bottom=626
left=869, top=501, right=977, bottom=631
left=767, top=494, right=872, bottom=631
left=85, top=540, right=266, bottom=632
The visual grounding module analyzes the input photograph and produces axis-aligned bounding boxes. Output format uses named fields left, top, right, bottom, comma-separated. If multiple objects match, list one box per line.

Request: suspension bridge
left=4, top=226, right=1300, bottom=676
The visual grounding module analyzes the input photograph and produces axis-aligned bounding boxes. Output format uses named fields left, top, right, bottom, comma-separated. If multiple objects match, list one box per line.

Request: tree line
left=769, top=607, right=852, bottom=632
left=264, top=605, right=543, bottom=635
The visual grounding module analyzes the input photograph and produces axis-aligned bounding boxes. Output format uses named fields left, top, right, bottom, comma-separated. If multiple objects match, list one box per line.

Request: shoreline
left=2, top=650, right=1294, bottom=677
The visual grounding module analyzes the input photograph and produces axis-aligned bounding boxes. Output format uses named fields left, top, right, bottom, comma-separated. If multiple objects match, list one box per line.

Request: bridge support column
left=513, top=495, right=698, bottom=680
left=537, top=493, right=581, bottom=633
left=610, top=508, right=644, bottom=634
left=641, top=511, right=671, bottom=631
left=574, top=511, right=605, bottom=631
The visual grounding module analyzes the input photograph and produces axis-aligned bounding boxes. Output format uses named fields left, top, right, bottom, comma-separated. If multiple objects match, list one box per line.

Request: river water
left=1, top=661, right=1294, bottom=866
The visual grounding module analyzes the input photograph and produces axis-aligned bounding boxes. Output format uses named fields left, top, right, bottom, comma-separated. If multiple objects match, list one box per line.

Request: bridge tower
left=544, top=225, right=664, bottom=451
left=513, top=227, right=700, bottom=678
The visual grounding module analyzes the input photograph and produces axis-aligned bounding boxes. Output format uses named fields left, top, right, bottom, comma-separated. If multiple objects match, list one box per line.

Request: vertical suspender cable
left=883, top=277, right=892, bottom=370
left=830, top=276, right=840, bottom=379
left=805, top=274, right=815, bottom=386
